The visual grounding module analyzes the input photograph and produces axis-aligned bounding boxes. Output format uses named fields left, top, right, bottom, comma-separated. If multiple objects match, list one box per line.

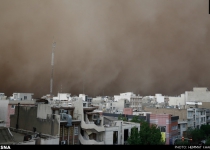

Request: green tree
left=200, top=125, right=210, bottom=138
left=174, top=139, right=189, bottom=146
left=118, top=114, right=127, bottom=121
left=127, top=120, right=164, bottom=145
left=190, top=128, right=205, bottom=144
left=205, top=137, right=210, bottom=145
left=130, top=116, right=144, bottom=123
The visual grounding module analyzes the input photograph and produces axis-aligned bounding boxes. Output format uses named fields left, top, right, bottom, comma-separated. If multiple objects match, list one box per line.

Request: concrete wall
left=144, top=107, right=187, bottom=121
left=168, top=94, right=186, bottom=106
left=185, top=88, right=210, bottom=102
left=37, top=104, right=52, bottom=119
left=198, top=102, right=210, bottom=109
left=0, top=100, right=9, bottom=123
left=10, top=106, right=60, bottom=136
left=112, top=99, right=126, bottom=111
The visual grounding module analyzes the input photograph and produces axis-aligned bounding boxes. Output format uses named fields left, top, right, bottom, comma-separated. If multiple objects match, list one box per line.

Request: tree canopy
left=127, top=120, right=164, bottom=145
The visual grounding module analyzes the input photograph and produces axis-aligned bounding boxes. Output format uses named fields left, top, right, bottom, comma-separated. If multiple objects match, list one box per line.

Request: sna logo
left=0, top=146, right=11, bottom=149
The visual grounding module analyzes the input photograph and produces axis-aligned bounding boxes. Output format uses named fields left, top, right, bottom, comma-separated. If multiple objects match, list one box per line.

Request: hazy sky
left=0, top=0, right=210, bottom=98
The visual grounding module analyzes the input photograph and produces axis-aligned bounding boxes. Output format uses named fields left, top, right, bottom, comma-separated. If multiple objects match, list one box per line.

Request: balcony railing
left=79, top=134, right=104, bottom=145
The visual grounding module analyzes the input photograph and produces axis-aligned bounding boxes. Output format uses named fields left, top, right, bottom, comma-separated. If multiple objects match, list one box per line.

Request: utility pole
left=50, top=39, right=56, bottom=98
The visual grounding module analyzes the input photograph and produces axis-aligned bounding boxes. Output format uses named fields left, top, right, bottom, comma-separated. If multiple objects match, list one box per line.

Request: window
left=182, top=124, right=186, bottom=128
left=172, top=126, right=178, bottom=130
left=11, top=105, right=15, bottom=109
left=24, top=96, right=27, bottom=100
left=159, top=126, right=166, bottom=132
left=74, top=127, right=78, bottom=135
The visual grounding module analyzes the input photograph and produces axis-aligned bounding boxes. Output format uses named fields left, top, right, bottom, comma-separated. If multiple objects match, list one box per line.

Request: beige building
left=145, top=106, right=207, bottom=130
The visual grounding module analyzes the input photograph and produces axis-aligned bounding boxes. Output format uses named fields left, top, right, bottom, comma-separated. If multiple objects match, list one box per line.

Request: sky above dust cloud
left=0, top=0, right=210, bottom=98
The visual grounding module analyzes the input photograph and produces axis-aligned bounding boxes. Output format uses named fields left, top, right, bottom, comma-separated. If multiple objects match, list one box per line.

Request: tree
left=118, top=114, right=127, bottom=121
left=130, top=116, right=144, bottom=123
left=190, top=128, right=205, bottom=144
left=200, top=125, right=210, bottom=138
left=205, top=137, right=210, bottom=145
left=174, top=139, right=189, bottom=146
left=127, top=120, right=164, bottom=145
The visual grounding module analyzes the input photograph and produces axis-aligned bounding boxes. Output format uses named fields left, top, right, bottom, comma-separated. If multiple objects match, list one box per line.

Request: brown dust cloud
left=0, top=0, right=210, bottom=98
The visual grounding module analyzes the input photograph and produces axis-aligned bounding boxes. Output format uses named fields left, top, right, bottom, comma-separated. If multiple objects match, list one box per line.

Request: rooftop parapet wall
left=10, top=106, right=60, bottom=136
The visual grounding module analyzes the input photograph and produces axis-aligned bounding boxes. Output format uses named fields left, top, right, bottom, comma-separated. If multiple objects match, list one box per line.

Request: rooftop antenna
left=83, top=81, right=84, bottom=94
left=50, top=37, right=56, bottom=98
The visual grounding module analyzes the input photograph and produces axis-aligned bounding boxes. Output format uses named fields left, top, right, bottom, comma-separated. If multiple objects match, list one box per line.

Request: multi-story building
left=114, top=92, right=142, bottom=111
left=0, top=93, right=6, bottom=100
left=53, top=93, right=71, bottom=101
left=145, top=106, right=207, bottom=136
left=187, top=107, right=206, bottom=129
left=150, top=114, right=179, bottom=145
left=103, top=116, right=140, bottom=145
left=10, top=93, right=34, bottom=101
left=73, top=99, right=105, bottom=145
left=178, top=120, right=187, bottom=137
left=9, top=100, right=81, bottom=145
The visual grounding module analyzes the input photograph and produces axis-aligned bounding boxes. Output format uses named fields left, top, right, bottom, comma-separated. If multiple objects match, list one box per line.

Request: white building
left=103, top=116, right=140, bottom=145
left=114, top=92, right=142, bottom=111
left=185, top=87, right=210, bottom=102
left=187, top=107, right=206, bottom=129
left=114, top=92, right=135, bottom=102
left=178, top=120, right=187, bottom=137
left=10, top=93, right=34, bottom=101
left=0, top=93, right=7, bottom=100
left=53, top=93, right=71, bottom=101
left=168, top=94, right=186, bottom=108
left=155, top=94, right=165, bottom=103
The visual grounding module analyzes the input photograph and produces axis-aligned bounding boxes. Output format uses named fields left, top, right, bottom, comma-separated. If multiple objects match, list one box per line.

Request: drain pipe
left=16, top=103, right=20, bottom=130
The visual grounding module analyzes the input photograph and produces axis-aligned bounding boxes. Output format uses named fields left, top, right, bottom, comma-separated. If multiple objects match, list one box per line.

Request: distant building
left=53, top=93, right=71, bottom=101
left=0, top=93, right=7, bottom=100
left=145, top=106, right=207, bottom=139
left=10, top=93, right=34, bottom=101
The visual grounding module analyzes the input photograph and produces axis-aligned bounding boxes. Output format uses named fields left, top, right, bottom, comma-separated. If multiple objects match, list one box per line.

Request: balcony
left=83, top=115, right=105, bottom=132
left=79, top=134, right=104, bottom=145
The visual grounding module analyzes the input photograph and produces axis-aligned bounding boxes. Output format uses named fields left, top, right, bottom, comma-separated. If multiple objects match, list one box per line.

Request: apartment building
left=150, top=114, right=179, bottom=145
left=145, top=106, right=206, bottom=129
left=73, top=99, right=105, bottom=145
left=187, top=107, right=206, bottom=129
left=10, top=93, right=34, bottom=101
left=103, top=116, right=140, bottom=145
left=9, top=100, right=81, bottom=145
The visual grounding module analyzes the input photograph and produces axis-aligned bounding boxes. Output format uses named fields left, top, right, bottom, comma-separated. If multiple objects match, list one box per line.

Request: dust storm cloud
left=0, top=0, right=210, bottom=98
